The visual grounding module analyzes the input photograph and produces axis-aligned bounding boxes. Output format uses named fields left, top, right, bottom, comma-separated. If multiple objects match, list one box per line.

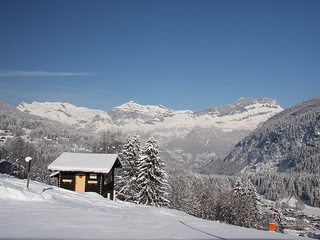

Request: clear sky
left=0, top=0, right=319, bottom=111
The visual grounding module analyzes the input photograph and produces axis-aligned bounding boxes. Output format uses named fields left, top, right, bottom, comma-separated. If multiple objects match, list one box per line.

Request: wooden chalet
left=48, top=152, right=122, bottom=200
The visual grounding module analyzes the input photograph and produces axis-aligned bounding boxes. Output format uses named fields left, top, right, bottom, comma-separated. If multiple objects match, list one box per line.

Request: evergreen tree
left=231, top=180, right=260, bottom=228
left=216, top=191, right=234, bottom=224
left=117, top=136, right=141, bottom=203
left=245, top=182, right=261, bottom=228
left=136, top=138, right=170, bottom=207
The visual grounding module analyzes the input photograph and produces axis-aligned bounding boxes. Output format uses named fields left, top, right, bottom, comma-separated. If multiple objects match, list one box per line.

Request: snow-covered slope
left=0, top=174, right=303, bottom=240
left=17, top=98, right=283, bottom=170
left=17, top=101, right=114, bottom=129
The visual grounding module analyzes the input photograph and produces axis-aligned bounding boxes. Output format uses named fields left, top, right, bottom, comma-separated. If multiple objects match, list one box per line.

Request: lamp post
left=25, top=156, right=32, bottom=189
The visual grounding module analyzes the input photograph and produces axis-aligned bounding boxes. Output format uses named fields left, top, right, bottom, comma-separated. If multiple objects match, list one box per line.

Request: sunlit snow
left=0, top=174, right=303, bottom=240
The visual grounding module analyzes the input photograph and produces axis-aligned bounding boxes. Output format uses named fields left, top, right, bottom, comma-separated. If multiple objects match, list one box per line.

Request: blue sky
left=0, top=0, right=319, bottom=111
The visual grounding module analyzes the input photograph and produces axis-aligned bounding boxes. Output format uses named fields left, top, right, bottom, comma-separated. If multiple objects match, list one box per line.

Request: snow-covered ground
left=0, top=174, right=305, bottom=240
left=280, top=197, right=320, bottom=218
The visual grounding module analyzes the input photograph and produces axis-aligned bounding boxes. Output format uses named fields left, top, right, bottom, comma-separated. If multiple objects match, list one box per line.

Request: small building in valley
left=48, top=152, right=122, bottom=200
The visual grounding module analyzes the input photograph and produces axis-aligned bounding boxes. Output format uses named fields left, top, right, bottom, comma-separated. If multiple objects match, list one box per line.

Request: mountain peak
left=125, top=100, right=137, bottom=105
left=195, top=97, right=282, bottom=117
left=113, top=100, right=144, bottom=111
left=112, top=101, right=172, bottom=113
left=234, top=97, right=279, bottom=107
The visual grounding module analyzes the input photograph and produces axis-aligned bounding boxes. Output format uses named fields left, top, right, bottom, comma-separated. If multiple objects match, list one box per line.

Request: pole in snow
left=25, top=156, right=32, bottom=189
left=269, top=223, right=276, bottom=231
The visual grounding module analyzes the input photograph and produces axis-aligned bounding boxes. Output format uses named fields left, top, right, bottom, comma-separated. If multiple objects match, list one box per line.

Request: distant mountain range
left=17, top=97, right=283, bottom=169
left=17, top=98, right=282, bottom=133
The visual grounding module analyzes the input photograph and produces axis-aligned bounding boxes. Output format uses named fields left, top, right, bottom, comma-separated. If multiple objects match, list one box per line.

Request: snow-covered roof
left=48, top=152, right=122, bottom=173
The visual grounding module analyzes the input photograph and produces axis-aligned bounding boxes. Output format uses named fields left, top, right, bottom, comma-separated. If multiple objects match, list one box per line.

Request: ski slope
left=0, top=174, right=304, bottom=240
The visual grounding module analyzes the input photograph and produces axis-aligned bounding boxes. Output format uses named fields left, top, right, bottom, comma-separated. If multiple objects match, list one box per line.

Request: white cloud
left=0, top=70, right=92, bottom=77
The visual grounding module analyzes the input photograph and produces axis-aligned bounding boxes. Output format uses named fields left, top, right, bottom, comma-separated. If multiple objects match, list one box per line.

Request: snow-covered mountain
left=205, top=96, right=320, bottom=175
left=17, top=98, right=282, bottom=133
left=17, top=101, right=114, bottom=129
left=0, top=174, right=303, bottom=240
left=17, top=98, right=283, bottom=170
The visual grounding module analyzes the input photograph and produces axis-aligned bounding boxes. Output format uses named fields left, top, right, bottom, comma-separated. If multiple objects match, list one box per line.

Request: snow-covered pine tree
left=116, top=136, right=141, bottom=203
left=231, top=180, right=260, bottom=228
left=136, top=138, right=170, bottom=207
left=215, top=191, right=233, bottom=224
left=245, top=182, right=260, bottom=228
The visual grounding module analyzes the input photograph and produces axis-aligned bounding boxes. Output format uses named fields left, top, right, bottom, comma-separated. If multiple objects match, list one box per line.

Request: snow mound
left=0, top=175, right=54, bottom=201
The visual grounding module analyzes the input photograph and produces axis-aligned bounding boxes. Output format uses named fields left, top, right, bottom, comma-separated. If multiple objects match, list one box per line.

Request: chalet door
left=75, top=173, right=86, bottom=192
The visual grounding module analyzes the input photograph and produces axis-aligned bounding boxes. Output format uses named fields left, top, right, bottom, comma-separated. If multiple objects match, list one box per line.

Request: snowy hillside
left=17, top=98, right=283, bottom=170
left=0, top=174, right=304, bottom=240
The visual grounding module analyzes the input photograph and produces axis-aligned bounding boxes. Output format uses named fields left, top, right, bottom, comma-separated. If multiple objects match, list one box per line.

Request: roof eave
left=48, top=167, right=111, bottom=174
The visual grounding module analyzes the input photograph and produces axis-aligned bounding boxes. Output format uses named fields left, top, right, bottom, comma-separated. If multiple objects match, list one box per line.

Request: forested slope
left=201, top=97, right=320, bottom=207
left=222, top=96, right=320, bottom=175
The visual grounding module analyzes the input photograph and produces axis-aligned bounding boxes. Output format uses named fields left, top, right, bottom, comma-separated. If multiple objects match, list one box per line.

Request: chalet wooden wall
left=59, top=172, right=75, bottom=191
left=101, top=169, right=115, bottom=199
left=58, top=169, right=116, bottom=199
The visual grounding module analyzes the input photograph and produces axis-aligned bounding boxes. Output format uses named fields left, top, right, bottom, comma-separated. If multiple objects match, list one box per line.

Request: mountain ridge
left=17, top=97, right=282, bottom=132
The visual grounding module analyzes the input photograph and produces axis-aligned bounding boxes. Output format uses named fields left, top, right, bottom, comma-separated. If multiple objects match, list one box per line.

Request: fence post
left=25, top=157, right=32, bottom=189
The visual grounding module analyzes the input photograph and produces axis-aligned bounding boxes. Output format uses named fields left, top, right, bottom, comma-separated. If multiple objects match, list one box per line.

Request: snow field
left=0, top=174, right=304, bottom=240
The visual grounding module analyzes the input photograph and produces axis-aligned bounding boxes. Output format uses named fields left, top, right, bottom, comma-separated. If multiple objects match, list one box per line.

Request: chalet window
left=87, top=180, right=98, bottom=185
left=62, top=179, right=72, bottom=183
left=89, top=174, right=97, bottom=179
